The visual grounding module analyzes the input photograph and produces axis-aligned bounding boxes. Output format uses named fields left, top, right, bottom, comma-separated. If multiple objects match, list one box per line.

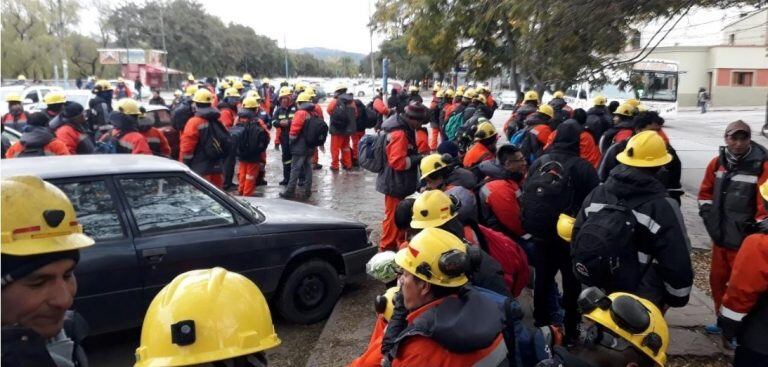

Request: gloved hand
left=381, top=290, right=409, bottom=357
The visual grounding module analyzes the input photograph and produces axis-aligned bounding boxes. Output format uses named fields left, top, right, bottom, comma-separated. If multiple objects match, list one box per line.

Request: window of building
left=729, top=34, right=735, bottom=45
left=732, top=71, right=754, bottom=87
left=630, top=31, right=642, bottom=50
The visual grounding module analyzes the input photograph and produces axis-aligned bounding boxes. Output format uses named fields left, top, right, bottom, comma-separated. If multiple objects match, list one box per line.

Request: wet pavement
left=85, top=103, right=765, bottom=366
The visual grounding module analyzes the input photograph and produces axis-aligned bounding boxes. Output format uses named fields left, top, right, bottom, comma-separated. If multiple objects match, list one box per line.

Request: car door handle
left=141, top=248, right=166, bottom=265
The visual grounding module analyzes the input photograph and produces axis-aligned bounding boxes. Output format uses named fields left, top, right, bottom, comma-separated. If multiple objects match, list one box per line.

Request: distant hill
left=292, top=47, right=366, bottom=62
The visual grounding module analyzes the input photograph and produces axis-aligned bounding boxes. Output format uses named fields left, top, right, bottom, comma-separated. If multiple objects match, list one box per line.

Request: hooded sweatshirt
left=179, top=107, right=225, bottom=174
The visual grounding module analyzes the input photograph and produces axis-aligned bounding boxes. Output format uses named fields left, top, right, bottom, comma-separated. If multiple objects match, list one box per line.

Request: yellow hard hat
left=616, top=130, right=672, bottom=168
left=296, top=92, right=312, bottom=104
left=593, top=95, right=607, bottom=106
left=420, top=154, right=450, bottom=180
left=375, top=286, right=400, bottom=322
left=117, top=77, right=125, bottom=83
left=556, top=213, right=576, bottom=242
left=5, top=93, right=23, bottom=103
left=96, top=79, right=113, bottom=91
left=242, top=73, right=253, bottom=83
left=187, top=74, right=195, bottom=81
left=262, top=77, right=270, bottom=84
left=761, top=180, right=768, bottom=201
left=184, top=85, right=199, bottom=96
left=456, top=85, right=466, bottom=94
left=17, top=74, right=26, bottom=81
left=538, top=104, right=554, bottom=118
left=1, top=175, right=94, bottom=256
left=246, top=90, right=261, bottom=100
left=218, top=82, right=231, bottom=90
left=636, top=104, right=649, bottom=113
left=394, top=227, right=469, bottom=287
left=294, top=82, right=306, bottom=93
left=614, top=103, right=636, bottom=117
left=409, top=85, right=419, bottom=93
left=334, top=84, right=348, bottom=93
left=134, top=267, right=281, bottom=367
left=444, top=89, right=455, bottom=98
left=242, top=97, right=260, bottom=109
left=436, top=90, right=445, bottom=98
left=474, top=93, right=486, bottom=104
left=432, top=84, right=440, bottom=92
left=625, top=98, right=640, bottom=107
left=118, top=98, right=141, bottom=115
left=523, top=91, right=539, bottom=102
left=223, top=87, right=240, bottom=98
left=474, top=121, right=497, bottom=141
left=454, top=89, right=464, bottom=98
left=411, top=190, right=457, bottom=229
left=192, top=89, right=214, bottom=104
left=44, top=92, right=67, bottom=105
left=581, top=288, right=668, bottom=366
left=553, top=90, right=565, bottom=99
left=463, top=88, right=477, bottom=99
left=278, top=86, right=293, bottom=98
left=233, top=81, right=244, bottom=90
left=305, top=87, right=316, bottom=97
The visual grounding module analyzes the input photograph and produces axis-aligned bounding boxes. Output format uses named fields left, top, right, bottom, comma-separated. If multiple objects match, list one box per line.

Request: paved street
left=85, top=103, right=765, bottom=366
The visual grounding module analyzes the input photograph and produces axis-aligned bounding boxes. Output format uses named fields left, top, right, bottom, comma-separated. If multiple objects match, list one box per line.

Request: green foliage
left=359, top=36, right=432, bottom=81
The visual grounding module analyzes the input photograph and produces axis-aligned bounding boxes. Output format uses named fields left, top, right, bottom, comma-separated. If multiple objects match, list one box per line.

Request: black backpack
left=171, top=102, right=193, bottom=132
left=330, top=98, right=353, bottom=130
left=237, top=121, right=269, bottom=160
left=363, top=100, right=380, bottom=129
left=201, top=119, right=231, bottom=160
left=303, top=113, right=329, bottom=147
left=520, top=157, right=575, bottom=239
left=571, top=192, right=653, bottom=291
left=358, top=132, right=388, bottom=173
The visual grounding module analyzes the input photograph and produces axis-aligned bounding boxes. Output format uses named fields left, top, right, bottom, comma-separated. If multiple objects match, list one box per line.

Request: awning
left=144, top=64, right=185, bottom=74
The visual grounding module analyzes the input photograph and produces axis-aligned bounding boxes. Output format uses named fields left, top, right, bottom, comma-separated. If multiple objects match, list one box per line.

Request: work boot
left=313, top=163, right=323, bottom=170
left=279, top=164, right=291, bottom=185
left=279, top=190, right=295, bottom=199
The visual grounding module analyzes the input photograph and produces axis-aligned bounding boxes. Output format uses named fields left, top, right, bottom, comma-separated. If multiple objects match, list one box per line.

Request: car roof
left=2, top=155, right=189, bottom=180
left=144, top=104, right=169, bottom=112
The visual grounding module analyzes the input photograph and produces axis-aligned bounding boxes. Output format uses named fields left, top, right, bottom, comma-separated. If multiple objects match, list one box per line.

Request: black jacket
left=585, top=106, right=611, bottom=143
left=575, top=164, right=693, bottom=307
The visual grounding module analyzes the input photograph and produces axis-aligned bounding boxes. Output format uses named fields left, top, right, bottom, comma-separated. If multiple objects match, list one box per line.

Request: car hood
left=241, top=197, right=366, bottom=230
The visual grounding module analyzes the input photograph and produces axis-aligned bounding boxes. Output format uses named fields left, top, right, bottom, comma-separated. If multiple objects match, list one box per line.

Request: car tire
left=276, top=259, right=342, bottom=324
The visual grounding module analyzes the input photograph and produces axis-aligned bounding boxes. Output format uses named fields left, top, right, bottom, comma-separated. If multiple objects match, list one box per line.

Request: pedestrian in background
left=135, top=76, right=143, bottom=100
left=698, top=87, right=710, bottom=114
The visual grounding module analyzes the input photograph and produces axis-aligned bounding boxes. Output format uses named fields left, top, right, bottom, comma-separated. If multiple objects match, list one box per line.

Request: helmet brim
left=2, top=233, right=94, bottom=256
left=616, top=152, right=672, bottom=168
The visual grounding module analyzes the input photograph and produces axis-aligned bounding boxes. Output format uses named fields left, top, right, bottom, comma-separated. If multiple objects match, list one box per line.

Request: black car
left=2, top=155, right=376, bottom=334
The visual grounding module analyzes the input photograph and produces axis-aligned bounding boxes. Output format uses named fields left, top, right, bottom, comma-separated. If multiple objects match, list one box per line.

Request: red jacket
left=219, top=107, right=236, bottom=129
left=290, top=110, right=310, bottom=138
left=479, top=178, right=524, bottom=237
left=141, top=127, right=172, bottom=157
left=179, top=116, right=206, bottom=162
left=115, top=130, right=152, bottom=155
left=5, top=139, right=70, bottom=158
left=387, top=130, right=412, bottom=171
left=545, top=130, right=602, bottom=168
left=463, top=142, right=494, bottom=168
left=415, top=128, right=430, bottom=154
left=55, top=124, right=90, bottom=154
left=373, top=97, right=389, bottom=116
left=391, top=298, right=506, bottom=367
left=531, top=124, right=552, bottom=147
left=722, top=232, right=768, bottom=319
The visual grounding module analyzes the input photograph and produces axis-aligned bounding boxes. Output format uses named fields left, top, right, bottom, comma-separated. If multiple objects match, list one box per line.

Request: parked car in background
left=144, top=104, right=178, bottom=159
left=498, top=90, right=518, bottom=110
left=0, top=85, right=64, bottom=116
left=2, top=155, right=376, bottom=335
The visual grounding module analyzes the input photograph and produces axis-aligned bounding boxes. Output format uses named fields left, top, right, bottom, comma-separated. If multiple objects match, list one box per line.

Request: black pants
left=223, top=149, right=237, bottom=188
left=280, top=136, right=292, bottom=182
left=533, top=238, right=582, bottom=337
left=734, top=346, right=768, bottom=367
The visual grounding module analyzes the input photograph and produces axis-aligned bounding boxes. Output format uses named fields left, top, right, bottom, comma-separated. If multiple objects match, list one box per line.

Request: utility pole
left=57, top=0, right=69, bottom=88
left=368, top=0, right=376, bottom=95
left=284, top=35, right=289, bottom=80
left=159, top=6, right=168, bottom=89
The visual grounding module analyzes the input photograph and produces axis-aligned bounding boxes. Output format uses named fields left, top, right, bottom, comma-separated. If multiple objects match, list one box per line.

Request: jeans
left=286, top=154, right=312, bottom=195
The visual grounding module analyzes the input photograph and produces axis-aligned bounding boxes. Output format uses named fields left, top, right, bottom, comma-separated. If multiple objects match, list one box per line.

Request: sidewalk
left=678, top=105, right=764, bottom=113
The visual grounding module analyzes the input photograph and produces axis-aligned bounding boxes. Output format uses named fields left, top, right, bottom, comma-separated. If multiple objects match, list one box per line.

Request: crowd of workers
left=1, top=72, right=766, bottom=367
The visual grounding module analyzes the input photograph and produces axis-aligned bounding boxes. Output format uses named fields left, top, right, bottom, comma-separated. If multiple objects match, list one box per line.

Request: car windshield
left=633, top=71, right=678, bottom=102
left=591, top=84, right=635, bottom=100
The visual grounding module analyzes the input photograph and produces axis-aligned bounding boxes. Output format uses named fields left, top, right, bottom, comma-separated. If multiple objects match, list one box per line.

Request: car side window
left=56, top=180, right=126, bottom=240
left=119, top=176, right=235, bottom=235
left=25, top=91, right=38, bottom=103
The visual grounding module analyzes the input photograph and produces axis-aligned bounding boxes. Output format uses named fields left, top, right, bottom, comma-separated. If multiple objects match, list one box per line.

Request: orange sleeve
left=535, top=125, right=551, bottom=146
left=4, top=142, right=22, bottom=158
left=347, top=317, right=386, bottom=367
left=416, top=129, right=430, bottom=154
left=615, top=129, right=633, bottom=143
left=274, top=127, right=282, bottom=145
left=315, top=105, right=324, bottom=119
left=721, top=234, right=768, bottom=317
left=130, top=134, right=153, bottom=155
left=697, top=157, right=719, bottom=201
left=387, top=130, right=410, bottom=171
left=155, top=129, right=171, bottom=157
left=55, top=126, right=78, bottom=154
left=580, top=131, right=601, bottom=168
left=47, top=140, right=72, bottom=156
left=756, top=162, right=768, bottom=220
left=290, top=110, right=308, bottom=138
left=374, top=98, right=389, bottom=116
left=488, top=184, right=525, bottom=237
left=326, top=99, right=337, bottom=114
left=220, top=109, right=234, bottom=129
left=179, top=117, right=201, bottom=162
left=544, top=131, right=557, bottom=150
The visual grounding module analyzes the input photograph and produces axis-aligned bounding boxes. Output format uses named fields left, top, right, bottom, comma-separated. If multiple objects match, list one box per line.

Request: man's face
left=398, top=270, right=431, bottom=311
left=640, top=122, right=661, bottom=132
left=504, top=151, right=527, bottom=175
left=725, top=132, right=750, bottom=156
left=424, top=174, right=444, bottom=190
left=1, top=259, right=77, bottom=338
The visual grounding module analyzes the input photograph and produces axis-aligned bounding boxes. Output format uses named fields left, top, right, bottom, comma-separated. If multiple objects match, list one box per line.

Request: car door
left=51, top=177, right=144, bottom=334
left=113, top=172, right=274, bottom=307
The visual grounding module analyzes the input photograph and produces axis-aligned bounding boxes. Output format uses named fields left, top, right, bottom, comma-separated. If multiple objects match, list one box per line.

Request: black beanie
left=61, top=101, right=84, bottom=121
left=27, top=112, right=50, bottom=127
left=1, top=250, right=80, bottom=287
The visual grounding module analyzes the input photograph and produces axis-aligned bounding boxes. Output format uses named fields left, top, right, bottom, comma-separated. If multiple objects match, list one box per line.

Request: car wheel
left=276, top=259, right=342, bottom=324
left=358, top=91, right=365, bottom=97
